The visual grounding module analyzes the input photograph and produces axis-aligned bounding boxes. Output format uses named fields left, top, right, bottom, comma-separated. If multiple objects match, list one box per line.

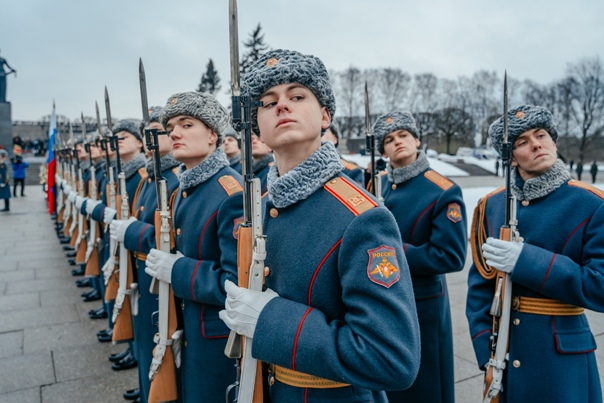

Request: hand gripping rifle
left=483, top=73, right=522, bottom=403
left=364, top=82, right=385, bottom=200
left=224, top=1, right=266, bottom=401
left=110, top=89, right=135, bottom=344
left=140, top=58, right=179, bottom=403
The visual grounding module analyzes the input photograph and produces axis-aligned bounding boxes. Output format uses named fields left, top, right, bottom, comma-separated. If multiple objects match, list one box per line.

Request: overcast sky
left=1, top=0, right=602, bottom=123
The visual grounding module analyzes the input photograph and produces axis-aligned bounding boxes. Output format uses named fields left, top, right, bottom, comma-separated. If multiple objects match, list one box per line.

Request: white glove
left=63, top=184, right=72, bottom=194
left=103, top=207, right=117, bottom=225
left=482, top=237, right=523, bottom=274
left=171, top=329, right=183, bottom=368
left=102, top=255, right=116, bottom=285
left=85, top=199, right=100, bottom=215
left=0, top=183, right=5, bottom=188
left=75, top=196, right=85, bottom=210
left=145, top=249, right=184, bottom=284
left=219, top=279, right=278, bottom=339
left=109, top=216, right=137, bottom=243
left=67, top=191, right=77, bottom=203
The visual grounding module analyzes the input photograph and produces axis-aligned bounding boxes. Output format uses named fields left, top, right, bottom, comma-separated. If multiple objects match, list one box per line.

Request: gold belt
left=512, top=296, right=584, bottom=316
left=271, top=365, right=349, bottom=389
left=133, top=252, right=147, bottom=261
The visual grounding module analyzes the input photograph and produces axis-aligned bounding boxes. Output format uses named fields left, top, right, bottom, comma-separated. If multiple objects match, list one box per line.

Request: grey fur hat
left=241, top=49, right=336, bottom=135
left=488, top=105, right=558, bottom=156
left=148, top=106, right=163, bottom=124
left=113, top=119, right=144, bottom=142
left=373, top=111, right=419, bottom=154
left=224, top=125, right=239, bottom=139
left=160, top=92, right=229, bottom=145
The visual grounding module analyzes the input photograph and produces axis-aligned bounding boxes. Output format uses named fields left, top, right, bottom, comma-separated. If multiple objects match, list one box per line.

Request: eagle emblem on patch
left=515, top=111, right=525, bottom=119
left=266, top=57, right=279, bottom=67
left=232, top=216, right=245, bottom=239
left=367, top=246, right=400, bottom=288
left=447, top=203, right=462, bottom=223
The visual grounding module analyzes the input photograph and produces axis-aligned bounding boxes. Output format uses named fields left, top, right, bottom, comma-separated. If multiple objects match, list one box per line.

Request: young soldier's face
left=117, top=131, right=143, bottom=161
left=383, top=129, right=420, bottom=168
left=257, top=83, right=330, bottom=152
left=251, top=133, right=271, bottom=159
left=222, top=136, right=239, bottom=158
left=321, top=128, right=338, bottom=147
left=167, top=115, right=217, bottom=170
left=75, top=143, right=88, bottom=161
left=511, top=128, right=557, bottom=180
left=89, top=143, right=102, bottom=160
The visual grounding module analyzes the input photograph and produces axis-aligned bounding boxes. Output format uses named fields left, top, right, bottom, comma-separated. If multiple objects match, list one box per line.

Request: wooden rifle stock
left=104, top=192, right=122, bottom=302
left=112, top=247, right=134, bottom=343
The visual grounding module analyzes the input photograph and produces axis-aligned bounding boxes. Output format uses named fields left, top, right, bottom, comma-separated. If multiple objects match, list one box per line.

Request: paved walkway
left=1, top=182, right=603, bottom=402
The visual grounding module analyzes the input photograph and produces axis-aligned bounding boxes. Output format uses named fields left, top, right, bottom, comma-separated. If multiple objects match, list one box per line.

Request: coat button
left=176, top=228, right=181, bottom=235
left=521, top=200, right=529, bottom=206
left=182, top=191, right=188, bottom=198
left=513, top=318, right=520, bottom=325
left=264, top=266, right=270, bottom=277
left=513, top=360, right=521, bottom=368
left=270, top=208, right=278, bottom=218
left=140, top=206, right=144, bottom=211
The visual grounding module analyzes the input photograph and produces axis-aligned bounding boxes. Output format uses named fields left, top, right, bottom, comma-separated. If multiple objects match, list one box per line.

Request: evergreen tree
left=197, top=59, right=221, bottom=95
left=240, top=23, right=269, bottom=76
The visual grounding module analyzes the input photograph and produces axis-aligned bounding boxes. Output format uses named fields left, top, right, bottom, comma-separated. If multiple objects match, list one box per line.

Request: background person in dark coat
left=11, top=155, right=29, bottom=197
left=0, top=150, right=10, bottom=211
left=591, top=160, right=598, bottom=184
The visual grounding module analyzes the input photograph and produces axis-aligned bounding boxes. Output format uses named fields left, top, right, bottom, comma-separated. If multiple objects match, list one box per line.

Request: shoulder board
left=138, top=167, right=148, bottom=180
left=341, top=159, right=360, bottom=170
left=268, top=161, right=274, bottom=167
left=482, top=186, right=505, bottom=201
left=568, top=179, right=604, bottom=199
left=324, top=176, right=378, bottom=216
left=218, top=175, right=243, bottom=196
left=424, top=170, right=453, bottom=191
left=171, top=167, right=180, bottom=176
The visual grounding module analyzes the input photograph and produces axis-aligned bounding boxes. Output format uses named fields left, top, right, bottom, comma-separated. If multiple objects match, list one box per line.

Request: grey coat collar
left=387, top=151, right=430, bottom=184
left=253, top=153, right=274, bottom=174
left=80, top=160, right=91, bottom=171
left=147, top=153, right=180, bottom=180
left=511, top=159, right=570, bottom=201
left=122, top=153, right=147, bottom=180
left=228, top=153, right=242, bottom=167
left=267, top=142, right=344, bottom=208
left=178, top=147, right=229, bottom=190
left=93, top=159, right=105, bottom=172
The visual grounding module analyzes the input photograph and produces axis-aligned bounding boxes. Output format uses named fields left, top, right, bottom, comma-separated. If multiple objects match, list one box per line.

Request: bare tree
left=565, top=56, right=604, bottom=163
left=335, top=66, right=364, bottom=138
left=377, top=68, right=411, bottom=113
left=240, top=23, right=269, bottom=76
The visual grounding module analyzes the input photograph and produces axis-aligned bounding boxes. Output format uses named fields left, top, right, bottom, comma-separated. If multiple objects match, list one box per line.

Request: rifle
left=83, top=107, right=102, bottom=277
left=140, top=58, right=179, bottom=403
left=364, top=82, right=385, bottom=200
left=75, top=114, right=90, bottom=265
left=103, top=88, right=121, bottom=302
left=224, top=1, right=266, bottom=401
left=56, top=127, right=66, bottom=225
left=109, top=89, right=135, bottom=344
left=67, top=123, right=78, bottom=240
left=483, top=72, right=521, bottom=403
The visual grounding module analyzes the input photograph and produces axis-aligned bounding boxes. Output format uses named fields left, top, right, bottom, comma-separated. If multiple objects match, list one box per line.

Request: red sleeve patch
left=367, top=246, right=400, bottom=288
left=232, top=216, right=244, bottom=239
left=447, top=203, right=462, bottom=223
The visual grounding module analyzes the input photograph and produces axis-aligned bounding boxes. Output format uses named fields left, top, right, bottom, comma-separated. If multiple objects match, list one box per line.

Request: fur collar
left=79, top=160, right=91, bottom=172
left=253, top=153, right=274, bottom=174
left=147, top=153, right=180, bottom=180
left=178, top=147, right=229, bottom=190
left=511, top=159, right=570, bottom=201
left=387, top=151, right=430, bottom=184
left=267, top=142, right=344, bottom=208
left=122, top=153, right=147, bottom=180
left=228, top=153, right=242, bottom=167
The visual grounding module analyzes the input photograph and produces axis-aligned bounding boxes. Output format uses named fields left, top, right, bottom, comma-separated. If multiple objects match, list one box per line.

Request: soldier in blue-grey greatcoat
left=372, top=111, right=466, bottom=403
left=110, top=106, right=181, bottom=403
left=466, top=105, right=604, bottom=402
left=223, top=125, right=242, bottom=174
left=0, top=149, right=11, bottom=211
left=219, top=49, right=420, bottom=403
left=144, top=92, right=243, bottom=402
left=322, top=120, right=365, bottom=185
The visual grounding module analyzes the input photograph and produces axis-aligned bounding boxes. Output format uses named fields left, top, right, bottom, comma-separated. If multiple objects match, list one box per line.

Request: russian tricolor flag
left=47, top=101, right=57, bottom=214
